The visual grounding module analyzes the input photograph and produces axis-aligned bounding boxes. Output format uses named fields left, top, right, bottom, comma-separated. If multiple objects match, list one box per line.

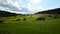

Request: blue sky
left=0, top=0, right=60, bottom=14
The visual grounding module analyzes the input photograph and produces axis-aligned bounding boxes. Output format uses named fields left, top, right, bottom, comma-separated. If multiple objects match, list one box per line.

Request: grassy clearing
left=0, top=14, right=60, bottom=34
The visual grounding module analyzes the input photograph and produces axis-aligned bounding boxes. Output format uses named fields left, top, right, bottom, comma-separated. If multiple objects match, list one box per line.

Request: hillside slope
left=0, top=10, right=20, bottom=17
left=35, top=8, right=60, bottom=14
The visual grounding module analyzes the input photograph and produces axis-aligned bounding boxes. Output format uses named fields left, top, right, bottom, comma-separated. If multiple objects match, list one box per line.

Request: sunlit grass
left=0, top=14, right=60, bottom=34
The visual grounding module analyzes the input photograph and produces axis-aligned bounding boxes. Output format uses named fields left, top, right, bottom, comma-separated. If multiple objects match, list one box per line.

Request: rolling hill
left=0, top=8, right=60, bottom=34
left=0, top=10, right=22, bottom=17
left=35, top=8, right=60, bottom=14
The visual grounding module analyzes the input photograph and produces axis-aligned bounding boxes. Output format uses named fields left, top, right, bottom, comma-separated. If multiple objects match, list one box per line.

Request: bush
left=36, top=17, right=46, bottom=21
left=16, top=19, right=20, bottom=21
left=23, top=18, right=26, bottom=21
left=53, top=15, right=57, bottom=19
left=14, top=16, right=16, bottom=17
left=49, top=15, right=52, bottom=17
left=0, top=20, right=3, bottom=23
left=42, top=18, right=46, bottom=20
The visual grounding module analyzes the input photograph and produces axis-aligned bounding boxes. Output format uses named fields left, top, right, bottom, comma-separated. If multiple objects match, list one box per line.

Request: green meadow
left=0, top=14, right=60, bottom=34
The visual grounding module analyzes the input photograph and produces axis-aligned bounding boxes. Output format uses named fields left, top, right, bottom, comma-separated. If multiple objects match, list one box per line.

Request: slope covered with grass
left=0, top=14, right=60, bottom=34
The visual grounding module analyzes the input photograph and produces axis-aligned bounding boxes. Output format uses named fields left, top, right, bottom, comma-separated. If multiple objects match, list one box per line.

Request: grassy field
left=0, top=14, right=60, bottom=34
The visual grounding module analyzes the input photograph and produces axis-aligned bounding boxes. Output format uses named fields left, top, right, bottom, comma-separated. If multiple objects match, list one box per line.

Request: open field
left=0, top=14, right=60, bottom=34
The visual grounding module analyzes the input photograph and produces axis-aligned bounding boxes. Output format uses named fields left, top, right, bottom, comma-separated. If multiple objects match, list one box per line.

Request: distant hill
left=0, top=10, right=20, bottom=17
left=35, top=8, right=60, bottom=14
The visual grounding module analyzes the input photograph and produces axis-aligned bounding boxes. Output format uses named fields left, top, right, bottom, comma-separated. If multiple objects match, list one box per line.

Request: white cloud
left=31, top=0, right=42, bottom=3
left=27, top=0, right=42, bottom=3
left=0, top=0, right=11, bottom=5
left=0, top=0, right=22, bottom=12
left=26, top=0, right=43, bottom=12
left=0, top=0, right=44, bottom=14
left=26, top=4, right=35, bottom=11
left=37, top=7, right=46, bottom=11
left=0, top=0, right=27, bottom=14
left=10, top=1, right=22, bottom=10
left=21, top=4, right=35, bottom=12
left=15, top=12, right=26, bottom=14
left=0, top=0, right=22, bottom=10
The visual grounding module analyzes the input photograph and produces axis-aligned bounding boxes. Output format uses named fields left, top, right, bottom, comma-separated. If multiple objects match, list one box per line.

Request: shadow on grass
left=0, top=31, right=10, bottom=34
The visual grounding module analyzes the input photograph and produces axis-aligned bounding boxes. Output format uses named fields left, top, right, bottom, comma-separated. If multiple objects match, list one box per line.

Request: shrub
left=0, top=31, right=10, bottom=34
left=14, top=16, right=16, bottom=17
left=36, top=17, right=46, bottom=21
left=23, top=18, right=26, bottom=21
left=0, top=20, right=3, bottom=23
left=53, top=15, right=57, bottom=19
left=42, top=18, right=46, bottom=20
left=16, top=19, right=20, bottom=21
left=49, top=15, right=52, bottom=17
